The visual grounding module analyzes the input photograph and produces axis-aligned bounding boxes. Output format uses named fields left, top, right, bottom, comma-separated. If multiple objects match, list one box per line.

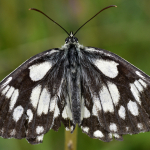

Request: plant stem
left=65, top=126, right=77, bottom=150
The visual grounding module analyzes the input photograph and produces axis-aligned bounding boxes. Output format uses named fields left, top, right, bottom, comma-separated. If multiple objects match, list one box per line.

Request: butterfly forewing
left=0, top=48, right=74, bottom=144
left=79, top=46, right=150, bottom=140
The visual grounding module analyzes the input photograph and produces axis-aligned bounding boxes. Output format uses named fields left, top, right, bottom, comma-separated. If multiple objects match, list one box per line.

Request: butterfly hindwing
left=79, top=46, right=150, bottom=140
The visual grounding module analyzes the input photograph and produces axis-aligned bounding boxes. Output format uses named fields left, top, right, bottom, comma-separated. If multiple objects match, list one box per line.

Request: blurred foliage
left=0, top=0, right=150, bottom=150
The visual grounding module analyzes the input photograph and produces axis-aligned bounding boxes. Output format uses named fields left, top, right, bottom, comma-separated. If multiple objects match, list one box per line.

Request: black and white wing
left=80, top=46, right=150, bottom=141
left=0, top=48, right=74, bottom=144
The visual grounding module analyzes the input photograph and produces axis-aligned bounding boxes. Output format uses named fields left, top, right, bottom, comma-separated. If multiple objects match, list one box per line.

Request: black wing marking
left=79, top=46, right=150, bottom=141
left=0, top=48, right=74, bottom=144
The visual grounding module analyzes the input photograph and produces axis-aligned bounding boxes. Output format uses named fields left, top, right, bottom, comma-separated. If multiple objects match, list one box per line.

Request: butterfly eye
left=73, top=37, right=78, bottom=43
left=65, top=37, right=69, bottom=43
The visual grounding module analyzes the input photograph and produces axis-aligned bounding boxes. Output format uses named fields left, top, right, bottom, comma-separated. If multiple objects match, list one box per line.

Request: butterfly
left=0, top=5, right=150, bottom=145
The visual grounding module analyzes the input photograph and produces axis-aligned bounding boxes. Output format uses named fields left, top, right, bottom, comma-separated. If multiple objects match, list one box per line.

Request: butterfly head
left=65, top=32, right=78, bottom=44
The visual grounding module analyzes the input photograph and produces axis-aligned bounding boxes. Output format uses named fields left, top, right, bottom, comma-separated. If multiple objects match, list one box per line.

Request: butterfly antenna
left=74, top=5, right=117, bottom=36
left=29, top=8, right=70, bottom=36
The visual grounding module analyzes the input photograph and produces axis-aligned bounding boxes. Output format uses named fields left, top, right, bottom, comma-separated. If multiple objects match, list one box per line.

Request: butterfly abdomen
left=66, top=44, right=81, bottom=124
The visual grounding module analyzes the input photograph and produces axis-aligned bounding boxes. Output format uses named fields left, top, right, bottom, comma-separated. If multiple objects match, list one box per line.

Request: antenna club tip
left=29, top=8, right=34, bottom=10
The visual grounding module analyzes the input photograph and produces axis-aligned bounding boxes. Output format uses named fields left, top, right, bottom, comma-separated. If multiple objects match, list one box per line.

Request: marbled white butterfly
left=0, top=5, right=150, bottom=145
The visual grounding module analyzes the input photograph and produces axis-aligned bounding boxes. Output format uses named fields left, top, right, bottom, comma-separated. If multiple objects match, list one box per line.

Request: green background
left=0, top=0, right=150, bottom=150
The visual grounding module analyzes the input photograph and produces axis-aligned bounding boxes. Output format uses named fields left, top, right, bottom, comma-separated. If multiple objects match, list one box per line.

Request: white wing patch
left=36, top=126, right=44, bottom=134
left=62, top=97, right=72, bottom=120
left=130, top=83, right=141, bottom=105
left=113, top=133, right=121, bottom=139
left=36, top=134, right=44, bottom=142
left=81, top=97, right=90, bottom=119
left=13, top=105, right=24, bottom=122
left=85, top=48, right=98, bottom=52
left=138, top=79, right=147, bottom=88
left=9, top=89, right=19, bottom=111
left=100, top=84, right=114, bottom=113
left=85, top=48, right=113, bottom=57
left=10, top=129, right=16, bottom=136
left=1, top=85, right=10, bottom=95
left=94, top=59, right=119, bottom=78
left=134, top=80, right=144, bottom=92
left=135, top=71, right=145, bottom=80
left=62, top=107, right=68, bottom=119
left=54, top=104, right=60, bottom=118
left=107, top=82, right=120, bottom=106
left=62, top=105, right=72, bottom=120
left=49, top=96, right=57, bottom=112
left=93, top=130, right=104, bottom=138
left=1, top=77, right=12, bottom=89
left=137, top=123, right=143, bottom=129
left=29, top=61, right=52, bottom=81
left=47, top=49, right=59, bottom=55
left=126, top=127, right=129, bottom=131
left=37, top=87, right=50, bottom=116
left=30, top=85, right=42, bottom=109
left=27, top=109, right=33, bottom=123
left=49, top=96, right=60, bottom=118
left=81, top=126, right=89, bottom=133
left=83, top=107, right=90, bottom=118
left=109, top=123, right=117, bottom=132
left=127, top=100, right=139, bottom=116
left=118, top=105, right=126, bottom=120
left=92, top=95, right=101, bottom=116
left=65, top=127, right=70, bottom=131
left=6, top=86, right=15, bottom=99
